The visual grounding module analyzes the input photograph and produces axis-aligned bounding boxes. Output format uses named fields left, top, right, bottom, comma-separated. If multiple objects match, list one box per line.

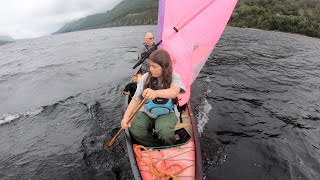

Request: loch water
left=0, top=25, right=319, bottom=180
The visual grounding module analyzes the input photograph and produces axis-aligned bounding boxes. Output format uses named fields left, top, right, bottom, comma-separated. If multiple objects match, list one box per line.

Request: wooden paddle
left=105, top=98, right=147, bottom=148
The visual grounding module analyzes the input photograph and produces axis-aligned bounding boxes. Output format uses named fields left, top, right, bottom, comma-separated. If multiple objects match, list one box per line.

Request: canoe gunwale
left=188, top=103, right=203, bottom=179
left=124, top=94, right=142, bottom=180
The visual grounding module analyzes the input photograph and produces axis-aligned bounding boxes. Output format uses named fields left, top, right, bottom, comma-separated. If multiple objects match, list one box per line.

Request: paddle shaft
left=124, top=98, right=147, bottom=128
left=105, top=98, right=147, bottom=148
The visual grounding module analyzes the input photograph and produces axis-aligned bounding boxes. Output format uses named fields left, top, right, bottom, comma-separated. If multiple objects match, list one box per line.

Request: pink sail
left=157, top=0, right=237, bottom=105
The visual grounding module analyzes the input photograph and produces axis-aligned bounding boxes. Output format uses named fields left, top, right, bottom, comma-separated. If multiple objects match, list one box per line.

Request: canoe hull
left=124, top=88, right=202, bottom=179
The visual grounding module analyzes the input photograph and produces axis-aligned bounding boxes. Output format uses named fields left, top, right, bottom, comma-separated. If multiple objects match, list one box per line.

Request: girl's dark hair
left=144, top=49, right=173, bottom=90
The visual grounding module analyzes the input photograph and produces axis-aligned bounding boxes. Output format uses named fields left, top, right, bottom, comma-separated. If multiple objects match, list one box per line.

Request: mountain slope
left=53, top=0, right=158, bottom=34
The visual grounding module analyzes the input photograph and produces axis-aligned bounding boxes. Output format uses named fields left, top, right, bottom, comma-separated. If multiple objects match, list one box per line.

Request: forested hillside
left=54, top=0, right=320, bottom=38
left=229, top=0, right=320, bottom=37
left=54, top=0, right=158, bottom=34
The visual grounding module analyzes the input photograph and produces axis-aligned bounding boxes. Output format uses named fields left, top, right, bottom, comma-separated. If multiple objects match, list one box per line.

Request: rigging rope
left=134, top=145, right=185, bottom=180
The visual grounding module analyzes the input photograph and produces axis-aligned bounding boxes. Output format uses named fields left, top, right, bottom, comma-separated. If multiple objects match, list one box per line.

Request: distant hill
left=53, top=0, right=320, bottom=38
left=53, top=0, right=158, bottom=34
left=0, top=36, right=15, bottom=42
left=0, top=36, right=15, bottom=46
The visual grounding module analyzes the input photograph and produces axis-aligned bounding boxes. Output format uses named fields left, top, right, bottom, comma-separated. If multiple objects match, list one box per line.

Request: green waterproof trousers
left=129, top=112, right=177, bottom=147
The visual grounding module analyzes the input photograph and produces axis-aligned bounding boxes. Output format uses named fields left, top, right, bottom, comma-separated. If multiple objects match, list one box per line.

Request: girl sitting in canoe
left=121, top=49, right=185, bottom=147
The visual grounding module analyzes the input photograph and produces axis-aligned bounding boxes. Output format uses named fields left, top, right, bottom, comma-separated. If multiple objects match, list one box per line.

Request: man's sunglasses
left=147, top=37, right=154, bottom=40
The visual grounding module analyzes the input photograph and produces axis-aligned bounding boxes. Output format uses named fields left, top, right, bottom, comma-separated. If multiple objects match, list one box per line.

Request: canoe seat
left=181, top=114, right=190, bottom=118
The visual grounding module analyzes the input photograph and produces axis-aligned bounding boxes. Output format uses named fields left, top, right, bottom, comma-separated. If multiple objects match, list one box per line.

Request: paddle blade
left=104, top=128, right=125, bottom=149
left=105, top=139, right=116, bottom=148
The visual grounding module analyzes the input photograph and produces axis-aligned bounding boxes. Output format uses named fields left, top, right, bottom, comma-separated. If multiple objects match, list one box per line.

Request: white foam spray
left=0, top=107, right=43, bottom=126
left=197, top=95, right=212, bottom=137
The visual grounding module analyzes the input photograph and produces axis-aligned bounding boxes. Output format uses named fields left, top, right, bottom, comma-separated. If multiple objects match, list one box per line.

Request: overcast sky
left=0, top=0, right=122, bottom=39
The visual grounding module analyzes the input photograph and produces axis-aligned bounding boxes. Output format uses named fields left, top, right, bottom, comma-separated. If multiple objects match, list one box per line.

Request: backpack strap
left=151, top=79, right=178, bottom=105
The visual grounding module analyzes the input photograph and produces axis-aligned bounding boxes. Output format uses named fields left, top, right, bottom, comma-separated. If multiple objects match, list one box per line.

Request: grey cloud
left=0, top=0, right=122, bottom=39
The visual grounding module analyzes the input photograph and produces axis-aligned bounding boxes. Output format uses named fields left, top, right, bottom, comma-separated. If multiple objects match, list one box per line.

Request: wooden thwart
left=175, top=123, right=191, bottom=129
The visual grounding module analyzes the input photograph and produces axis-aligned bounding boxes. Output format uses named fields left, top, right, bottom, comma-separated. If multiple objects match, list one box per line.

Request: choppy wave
left=0, top=107, right=43, bottom=126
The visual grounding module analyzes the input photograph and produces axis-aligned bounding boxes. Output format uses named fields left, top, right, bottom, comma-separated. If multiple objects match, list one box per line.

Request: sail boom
left=173, top=0, right=216, bottom=32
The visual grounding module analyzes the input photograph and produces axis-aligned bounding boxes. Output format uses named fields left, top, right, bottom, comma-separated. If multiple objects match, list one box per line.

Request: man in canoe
left=121, top=49, right=186, bottom=147
left=138, top=32, right=155, bottom=74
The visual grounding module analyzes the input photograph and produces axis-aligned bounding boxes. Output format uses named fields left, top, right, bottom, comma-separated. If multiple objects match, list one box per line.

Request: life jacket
left=144, top=79, right=174, bottom=116
left=142, top=42, right=155, bottom=50
left=145, top=98, right=174, bottom=116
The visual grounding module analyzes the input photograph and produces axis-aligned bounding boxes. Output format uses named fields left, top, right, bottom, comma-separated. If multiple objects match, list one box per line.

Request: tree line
left=229, top=0, right=320, bottom=38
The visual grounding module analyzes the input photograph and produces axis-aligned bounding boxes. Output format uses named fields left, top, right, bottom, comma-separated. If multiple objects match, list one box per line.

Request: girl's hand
left=143, top=88, right=157, bottom=100
left=121, top=116, right=131, bottom=129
